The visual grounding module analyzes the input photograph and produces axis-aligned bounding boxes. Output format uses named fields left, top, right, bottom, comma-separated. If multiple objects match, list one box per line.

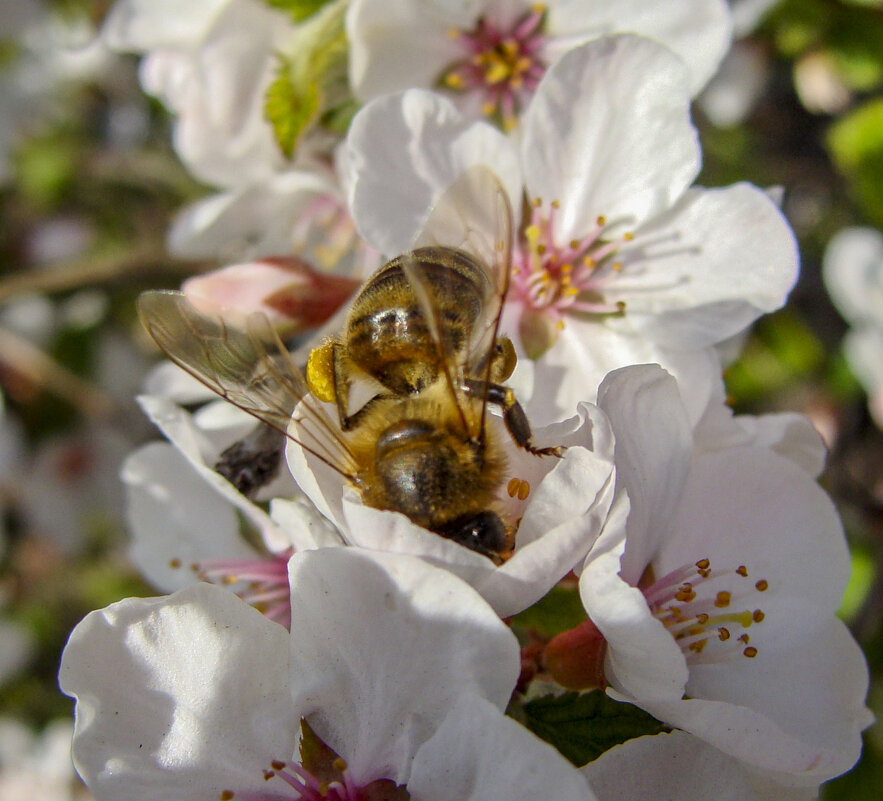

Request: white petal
left=514, top=312, right=722, bottom=427
left=102, top=0, right=231, bottom=51
left=823, top=226, right=883, bottom=326
left=409, top=695, right=596, bottom=801
left=582, top=731, right=819, bottom=801
left=660, top=447, right=850, bottom=612
left=613, top=184, right=798, bottom=348
left=579, top=512, right=689, bottom=704
left=548, top=0, right=732, bottom=95
left=521, top=35, right=698, bottom=241
left=596, top=365, right=692, bottom=578
left=167, top=169, right=336, bottom=260
left=122, top=442, right=259, bottom=592
left=284, top=549, right=520, bottom=784
left=481, top=404, right=617, bottom=617
left=59, top=585, right=296, bottom=801
left=137, top=394, right=288, bottom=551
left=344, top=89, right=521, bottom=256
left=347, top=0, right=466, bottom=102
left=678, top=601, right=871, bottom=781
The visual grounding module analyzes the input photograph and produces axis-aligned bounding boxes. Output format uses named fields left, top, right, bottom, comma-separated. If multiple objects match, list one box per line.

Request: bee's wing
left=406, top=166, right=514, bottom=441
left=137, top=290, right=357, bottom=480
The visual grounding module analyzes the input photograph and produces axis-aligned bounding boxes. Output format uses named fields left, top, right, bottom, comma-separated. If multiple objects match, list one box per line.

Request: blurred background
left=0, top=1, right=882, bottom=797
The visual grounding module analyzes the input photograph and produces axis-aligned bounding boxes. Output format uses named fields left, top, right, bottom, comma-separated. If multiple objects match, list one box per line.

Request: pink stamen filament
left=642, top=559, right=767, bottom=664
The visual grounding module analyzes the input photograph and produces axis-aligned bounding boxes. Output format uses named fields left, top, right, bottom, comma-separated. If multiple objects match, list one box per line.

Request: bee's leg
left=330, top=342, right=357, bottom=430
left=462, top=379, right=565, bottom=457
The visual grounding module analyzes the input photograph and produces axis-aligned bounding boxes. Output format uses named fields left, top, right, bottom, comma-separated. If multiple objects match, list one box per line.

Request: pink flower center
left=439, top=4, right=548, bottom=130
left=510, top=198, right=633, bottom=356
left=186, top=551, right=293, bottom=628
left=642, top=558, right=769, bottom=665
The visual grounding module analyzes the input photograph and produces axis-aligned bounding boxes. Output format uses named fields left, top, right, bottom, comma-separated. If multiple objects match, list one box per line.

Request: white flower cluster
left=60, top=2, right=871, bottom=800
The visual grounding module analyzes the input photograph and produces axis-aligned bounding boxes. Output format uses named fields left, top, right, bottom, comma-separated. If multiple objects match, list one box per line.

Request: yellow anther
left=565, top=286, right=579, bottom=297
left=612, top=262, right=623, bottom=271
left=517, top=480, right=530, bottom=501
left=696, top=613, right=709, bottom=624
left=481, top=101, right=497, bottom=116
left=515, top=56, right=532, bottom=72
left=596, top=215, right=606, bottom=226
left=221, top=791, right=235, bottom=800
left=615, top=301, right=626, bottom=312
left=502, top=38, right=519, bottom=55
left=532, top=2, right=546, bottom=13
left=689, top=639, right=708, bottom=653
left=447, top=27, right=461, bottom=39
left=551, top=199, right=560, bottom=209
left=743, top=646, right=758, bottom=658
left=583, top=256, right=596, bottom=268
left=532, top=197, right=542, bottom=207
left=696, top=559, right=711, bottom=570
left=736, top=565, right=748, bottom=577
left=333, top=758, right=348, bottom=772
left=444, top=72, right=463, bottom=88
left=755, top=579, right=769, bottom=592
left=623, top=231, right=634, bottom=241
left=738, top=633, right=750, bottom=644
left=169, top=558, right=181, bottom=569
left=484, top=58, right=510, bottom=84
left=718, top=627, right=731, bottom=641
left=524, top=223, right=541, bottom=243
left=222, top=574, right=237, bottom=585
left=752, top=609, right=765, bottom=623
left=537, top=244, right=547, bottom=255
left=561, top=263, right=572, bottom=274
left=271, top=761, right=286, bottom=771
left=556, top=319, right=565, bottom=330
left=507, top=477, right=521, bottom=497
left=715, top=591, right=731, bottom=608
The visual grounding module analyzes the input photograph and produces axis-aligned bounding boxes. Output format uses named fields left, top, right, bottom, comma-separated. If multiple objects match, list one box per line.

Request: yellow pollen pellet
left=743, top=646, right=758, bottom=658
left=596, top=215, right=606, bottom=226
left=715, top=591, right=731, bottom=608
left=221, top=791, right=235, bottom=800
left=755, top=579, right=769, bottom=592
left=169, top=558, right=181, bottom=569
left=718, top=627, right=730, bottom=641
left=271, top=760, right=286, bottom=770
left=739, top=633, right=750, bottom=644
left=696, top=558, right=710, bottom=570
left=752, top=609, right=765, bottom=623
left=736, top=565, right=748, bottom=577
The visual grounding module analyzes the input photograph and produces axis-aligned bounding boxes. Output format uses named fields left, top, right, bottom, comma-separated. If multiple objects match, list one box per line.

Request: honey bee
left=138, top=167, right=561, bottom=562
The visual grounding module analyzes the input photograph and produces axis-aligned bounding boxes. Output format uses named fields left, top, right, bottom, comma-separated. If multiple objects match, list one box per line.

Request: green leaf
left=520, top=691, right=666, bottom=766
left=510, top=584, right=586, bottom=637
left=263, top=0, right=334, bottom=22
left=263, top=0, right=349, bottom=158
left=827, top=98, right=883, bottom=226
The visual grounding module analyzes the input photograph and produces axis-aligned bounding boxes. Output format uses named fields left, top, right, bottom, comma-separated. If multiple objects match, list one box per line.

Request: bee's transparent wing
left=404, top=166, right=514, bottom=440
left=137, top=290, right=357, bottom=479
